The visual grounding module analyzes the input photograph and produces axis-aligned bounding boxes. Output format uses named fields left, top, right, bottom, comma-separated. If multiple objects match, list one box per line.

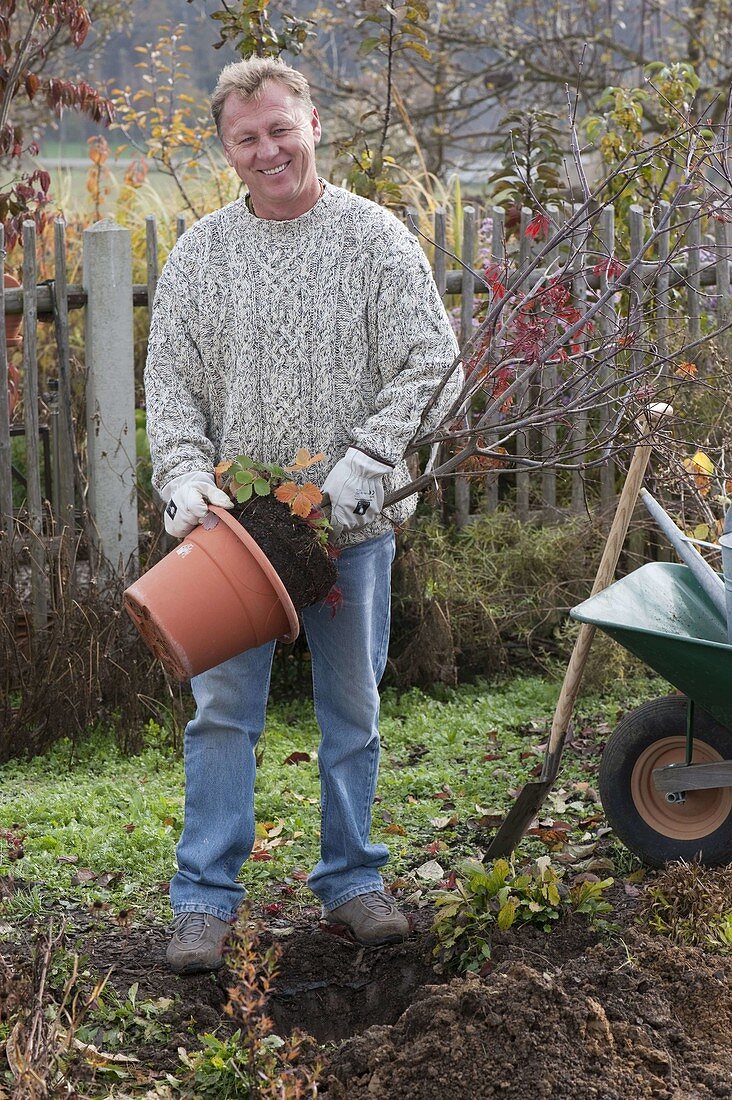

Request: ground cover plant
left=6, top=671, right=732, bottom=1098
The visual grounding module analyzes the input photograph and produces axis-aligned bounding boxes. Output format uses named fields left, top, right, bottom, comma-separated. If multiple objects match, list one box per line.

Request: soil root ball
left=322, top=932, right=732, bottom=1100
left=233, top=495, right=337, bottom=610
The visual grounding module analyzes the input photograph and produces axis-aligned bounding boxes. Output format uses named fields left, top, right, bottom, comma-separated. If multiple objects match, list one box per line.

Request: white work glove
left=161, top=471, right=233, bottom=538
left=321, top=447, right=393, bottom=536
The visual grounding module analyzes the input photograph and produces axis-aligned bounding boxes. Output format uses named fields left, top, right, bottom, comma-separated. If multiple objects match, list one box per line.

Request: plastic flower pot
left=123, top=505, right=300, bottom=681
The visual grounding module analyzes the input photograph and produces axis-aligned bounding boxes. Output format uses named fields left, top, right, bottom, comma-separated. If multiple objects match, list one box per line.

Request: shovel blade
left=483, top=780, right=552, bottom=860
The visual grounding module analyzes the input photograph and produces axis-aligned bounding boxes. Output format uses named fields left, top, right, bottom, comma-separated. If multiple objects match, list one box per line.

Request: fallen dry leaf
left=415, top=859, right=445, bottom=882
left=283, top=751, right=311, bottom=766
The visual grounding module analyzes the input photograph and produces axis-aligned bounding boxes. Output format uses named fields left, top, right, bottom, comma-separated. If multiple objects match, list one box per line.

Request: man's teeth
left=262, top=164, right=288, bottom=175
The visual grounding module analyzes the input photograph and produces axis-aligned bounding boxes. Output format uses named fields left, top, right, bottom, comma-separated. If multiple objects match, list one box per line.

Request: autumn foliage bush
left=387, top=511, right=636, bottom=688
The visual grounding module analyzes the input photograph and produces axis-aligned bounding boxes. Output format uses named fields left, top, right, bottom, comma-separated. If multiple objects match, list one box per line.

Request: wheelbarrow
left=571, top=561, right=732, bottom=868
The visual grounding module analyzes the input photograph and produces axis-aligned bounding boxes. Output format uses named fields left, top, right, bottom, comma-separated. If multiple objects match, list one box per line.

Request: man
left=145, top=56, right=460, bottom=974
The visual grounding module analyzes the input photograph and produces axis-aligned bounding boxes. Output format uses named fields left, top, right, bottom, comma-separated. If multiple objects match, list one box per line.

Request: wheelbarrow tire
left=599, top=695, right=732, bottom=868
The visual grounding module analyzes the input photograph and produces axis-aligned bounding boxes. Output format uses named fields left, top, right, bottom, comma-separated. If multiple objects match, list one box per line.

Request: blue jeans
left=170, top=530, right=396, bottom=920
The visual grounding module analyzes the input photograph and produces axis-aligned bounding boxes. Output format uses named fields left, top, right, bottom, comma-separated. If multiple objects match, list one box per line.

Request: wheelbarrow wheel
left=599, top=695, right=732, bottom=868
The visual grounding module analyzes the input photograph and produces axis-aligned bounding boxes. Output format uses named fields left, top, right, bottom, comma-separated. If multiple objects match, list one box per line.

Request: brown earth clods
left=323, top=932, right=732, bottom=1100
left=4, top=898, right=732, bottom=1098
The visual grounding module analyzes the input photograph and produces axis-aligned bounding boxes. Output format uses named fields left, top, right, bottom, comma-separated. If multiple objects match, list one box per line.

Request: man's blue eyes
left=238, top=128, right=289, bottom=144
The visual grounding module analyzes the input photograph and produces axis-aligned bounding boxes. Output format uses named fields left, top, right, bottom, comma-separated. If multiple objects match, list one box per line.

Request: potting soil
left=233, top=495, right=337, bottom=610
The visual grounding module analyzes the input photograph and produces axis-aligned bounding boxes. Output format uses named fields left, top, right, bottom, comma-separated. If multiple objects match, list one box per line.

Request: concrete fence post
left=83, top=219, right=138, bottom=580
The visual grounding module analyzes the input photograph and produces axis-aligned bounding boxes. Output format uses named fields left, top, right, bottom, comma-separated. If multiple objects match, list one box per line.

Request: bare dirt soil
left=4, top=892, right=732, bottom=1097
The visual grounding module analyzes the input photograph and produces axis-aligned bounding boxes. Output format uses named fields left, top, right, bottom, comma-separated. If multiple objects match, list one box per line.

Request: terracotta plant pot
left=123, top=505, right=300, bottom=681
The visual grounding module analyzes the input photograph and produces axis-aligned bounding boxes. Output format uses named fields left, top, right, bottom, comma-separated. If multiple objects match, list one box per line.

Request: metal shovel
left=484, top=407, right=670, bottom=860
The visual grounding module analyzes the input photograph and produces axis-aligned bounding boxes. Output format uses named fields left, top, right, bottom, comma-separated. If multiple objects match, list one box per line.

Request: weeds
left=433, top=855, right=613, bottom=974
left=179, top=912, right=320, bottom=1099
left=0, top=526, right=186, bottom=763
left=1, top=919, right=110, bottom=1098
left=637, top=859, right=732, bottom=953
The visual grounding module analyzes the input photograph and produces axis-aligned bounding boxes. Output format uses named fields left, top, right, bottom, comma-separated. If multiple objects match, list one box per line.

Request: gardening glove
left=161, top=471, right=234, bottom=539
left=321, top=447, right=393, bottom=536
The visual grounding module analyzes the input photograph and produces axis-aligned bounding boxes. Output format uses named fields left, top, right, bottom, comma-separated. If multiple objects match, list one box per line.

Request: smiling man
left=144, top=57, right=461, bottom=974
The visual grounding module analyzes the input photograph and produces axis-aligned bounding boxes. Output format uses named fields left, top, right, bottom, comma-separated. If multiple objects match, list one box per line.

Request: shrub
left=388, top=511, right=642, bottom=688
left=433, top=855, right=613, bottom=974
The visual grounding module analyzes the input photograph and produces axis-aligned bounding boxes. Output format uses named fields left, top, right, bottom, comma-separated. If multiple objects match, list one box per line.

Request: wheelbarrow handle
left=544, top=408, right=669, bottom=769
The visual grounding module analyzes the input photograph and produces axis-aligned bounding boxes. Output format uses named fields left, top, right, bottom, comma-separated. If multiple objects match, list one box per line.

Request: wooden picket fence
left=1, top=197, right=730, bottom=624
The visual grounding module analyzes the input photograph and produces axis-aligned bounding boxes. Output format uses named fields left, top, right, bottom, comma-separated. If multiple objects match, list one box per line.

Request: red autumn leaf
left=323, top=584, right=343, bottom=617
left=291, top=870, right=309, bottom=881
left=525, top=213, right=550, bottom=240
left=283, top=751, right=311, bottom=765
left=251, top=850, right=273, bottom=862
left=592, top=256, right=625, bottom=279
left=24, top=73, right=39, bottom=101
left=265, top=902, right=284, bottom=916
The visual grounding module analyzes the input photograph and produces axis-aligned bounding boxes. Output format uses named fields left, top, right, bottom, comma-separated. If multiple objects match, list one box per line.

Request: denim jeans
left=170, top=530, right=396, bottom=921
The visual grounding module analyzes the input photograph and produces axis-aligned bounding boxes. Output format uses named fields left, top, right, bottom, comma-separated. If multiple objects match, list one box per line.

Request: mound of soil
left=323, top=932, right=732, bottom=1100
left=234, top=495, right=336, bottom=610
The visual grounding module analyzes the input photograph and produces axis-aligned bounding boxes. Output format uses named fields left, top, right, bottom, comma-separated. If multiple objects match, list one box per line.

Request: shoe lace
left=171, top=912, right=208, bottom=943
left=359, top=891, right=397, bottom=916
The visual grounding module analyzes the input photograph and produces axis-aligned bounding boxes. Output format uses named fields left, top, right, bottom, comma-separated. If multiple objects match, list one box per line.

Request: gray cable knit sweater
left=145, top=180, right=461, bottom=544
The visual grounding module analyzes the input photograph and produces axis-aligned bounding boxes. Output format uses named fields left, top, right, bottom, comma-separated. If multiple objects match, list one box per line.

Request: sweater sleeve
left=144, top=239, right=216, bottom=494
left=350, top=224, right=462, bottom=466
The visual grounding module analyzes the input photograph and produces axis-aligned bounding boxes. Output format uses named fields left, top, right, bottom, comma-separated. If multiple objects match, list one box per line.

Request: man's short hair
left=211, top=58, right=313, bottom=135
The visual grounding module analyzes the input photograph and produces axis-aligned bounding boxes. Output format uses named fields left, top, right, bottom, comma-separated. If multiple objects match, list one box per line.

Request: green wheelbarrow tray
left=571, top=561, right=732, bottom=866
left=571, top=561, right=732, bottom=731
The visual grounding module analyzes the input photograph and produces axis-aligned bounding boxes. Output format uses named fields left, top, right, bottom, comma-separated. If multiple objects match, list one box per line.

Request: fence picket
left=714, top=215, right=732, bottom=359
left=434, top=207, right=447, bottom=299
left=482, top=206, right=506, bottom=515
left=21, top=221, right=47, bottom=631
left=687, top=205, right=701, bottom=342
left=52, top=219, right=75, bottom=533
left=0, top=226, right=12, bottom=564
left=597, top=206, right=616, bottom=514
left=515, top=207, right=533, bottom=520
left=655, top=199, right=671, bottom=365
left=146, top=215, right=159, bottom=316
left=540, top=205, right=562, bottom=521
left=455, top=205, right=475, bottom=528
left=570, top=204, right=589, bottom=516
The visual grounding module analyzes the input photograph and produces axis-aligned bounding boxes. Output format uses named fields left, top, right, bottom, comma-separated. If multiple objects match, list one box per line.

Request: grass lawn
left=10, top=672, right=732, bottom=1100
left=0, top=674, right=664, bottom=924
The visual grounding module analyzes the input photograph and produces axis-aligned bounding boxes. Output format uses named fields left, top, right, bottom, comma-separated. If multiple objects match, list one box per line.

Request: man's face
left=219, top=81, right=322, bottom=220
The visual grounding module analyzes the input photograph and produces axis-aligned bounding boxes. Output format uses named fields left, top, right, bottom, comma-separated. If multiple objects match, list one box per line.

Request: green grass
left=0, top=675, right=665, bottom=923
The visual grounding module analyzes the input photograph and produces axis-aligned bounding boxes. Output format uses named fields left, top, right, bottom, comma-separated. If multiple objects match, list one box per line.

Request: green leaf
left=236, top=483, right=253, bottom=503
left=358, top=36, right=382, bottom=55
left=497, top=897, right=519, bottom=930
left=253, top=479, right=270, bottom=496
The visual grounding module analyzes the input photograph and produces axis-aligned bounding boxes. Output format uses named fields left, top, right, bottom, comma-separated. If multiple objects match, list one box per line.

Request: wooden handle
left=545, top=425, right=661, bottom=755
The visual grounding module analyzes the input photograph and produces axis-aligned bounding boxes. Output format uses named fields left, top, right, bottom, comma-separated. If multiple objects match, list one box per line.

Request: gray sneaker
left=323, top=890, right=409, bottom=946
left=166, top=912, right=232, bottom=974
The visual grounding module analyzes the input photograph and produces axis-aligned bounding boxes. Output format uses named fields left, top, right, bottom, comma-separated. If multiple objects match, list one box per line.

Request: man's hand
left=162, top=471, right=234, bottom=538
left=321, top=448, right=393, bottom=536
